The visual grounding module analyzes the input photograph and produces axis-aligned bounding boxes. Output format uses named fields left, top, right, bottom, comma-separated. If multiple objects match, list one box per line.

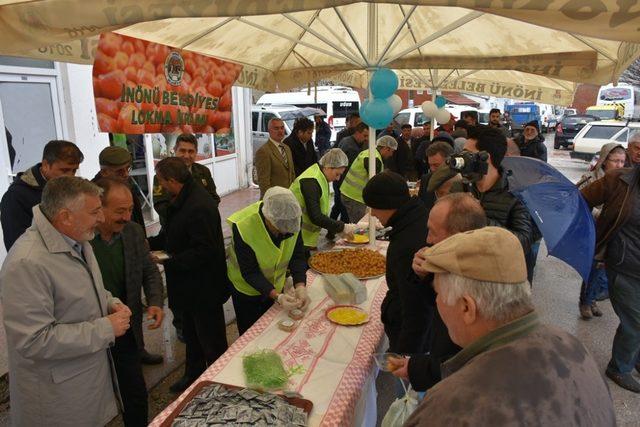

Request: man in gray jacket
left=92, top=178, right=165, bottom=426
left=405, top=227, right=615, bottom=427
left=0, top=176, right=131, bottom=426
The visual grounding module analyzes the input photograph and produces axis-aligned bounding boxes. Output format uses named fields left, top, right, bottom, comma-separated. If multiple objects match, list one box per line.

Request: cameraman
left=458, top=126, right=534, bottom=259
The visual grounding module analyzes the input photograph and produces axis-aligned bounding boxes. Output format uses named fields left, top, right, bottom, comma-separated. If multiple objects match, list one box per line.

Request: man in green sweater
left=91, top=178, right=165, bottom=426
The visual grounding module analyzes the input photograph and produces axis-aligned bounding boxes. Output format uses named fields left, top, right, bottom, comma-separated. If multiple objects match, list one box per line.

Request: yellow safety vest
left=290, top=163, right=330, bottom=247
left=227, top=201, right=299, bottom=296
left=341, top=149, right=383, bottom=203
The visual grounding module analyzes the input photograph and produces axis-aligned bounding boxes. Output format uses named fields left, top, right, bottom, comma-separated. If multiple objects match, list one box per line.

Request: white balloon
left=436, top=108, right=451, bottom=124
left=421, top=101, right=438, bottom=118
left=387, top=94, right=403, bottom=114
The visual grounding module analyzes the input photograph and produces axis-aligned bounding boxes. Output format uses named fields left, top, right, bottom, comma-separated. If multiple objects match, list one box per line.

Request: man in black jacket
left=462, top=127, right=534, bottom=256
left=389, top=193, right=487, bottom=391
left=1, top=140, right=83, bottom=250
left=515, top=120, right=547, bottom=162
left=363, top=171, right=431, bottom=354
left=150, top=157, right=230, bottom=392
left=283, top=117, right=318, bottom=177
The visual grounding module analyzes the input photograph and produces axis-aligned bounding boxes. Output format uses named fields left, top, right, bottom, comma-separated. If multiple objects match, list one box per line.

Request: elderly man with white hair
left=405, top=227, right=616, bottom=426
left=340, top=135, right=397, bottom=222
left=0, top=176, right=130, bottom=426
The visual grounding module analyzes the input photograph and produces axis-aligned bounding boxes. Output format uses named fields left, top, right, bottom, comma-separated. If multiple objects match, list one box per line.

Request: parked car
left=571, top=121, right=639, bottom=161
left=554, top=114, right=599, bottom=149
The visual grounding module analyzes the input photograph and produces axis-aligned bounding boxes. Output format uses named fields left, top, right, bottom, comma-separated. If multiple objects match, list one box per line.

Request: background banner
left=92, top=32, right=242, bottom=135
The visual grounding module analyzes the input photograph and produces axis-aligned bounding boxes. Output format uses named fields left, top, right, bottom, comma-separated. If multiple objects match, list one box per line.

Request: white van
left=394, top=105, right=479, bottom=127
left=257, top=86, right=361, bottom=142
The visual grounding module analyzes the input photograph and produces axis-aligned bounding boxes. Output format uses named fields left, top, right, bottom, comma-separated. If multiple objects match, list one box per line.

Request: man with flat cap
left=94, top=146, right=146, bottom=235
left=93, top=146, right=163, bottom=366
left=362, top=171, right=431, bottom=355
left=404, top=227, right=615, bottom=427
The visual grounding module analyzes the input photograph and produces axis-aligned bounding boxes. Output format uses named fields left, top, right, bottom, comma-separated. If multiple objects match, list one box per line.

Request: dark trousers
left=183, top=304, right=228, bottom=380
left=112, top=330, right=148, bottom=427
left=329, top=181, right=349, bottom=222
left=579, top=261, right=608, bottom=306
left=231, top=289, right=274, bottom=335
left=607, top=269, right=640, bottom=374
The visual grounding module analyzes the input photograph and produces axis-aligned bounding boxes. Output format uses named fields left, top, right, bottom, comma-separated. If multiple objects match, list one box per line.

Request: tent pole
left=367, top=2, right=377, bottom=248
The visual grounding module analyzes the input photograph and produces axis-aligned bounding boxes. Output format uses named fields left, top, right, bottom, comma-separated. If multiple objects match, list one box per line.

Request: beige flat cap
left=419, top=226, right=527, bottom=284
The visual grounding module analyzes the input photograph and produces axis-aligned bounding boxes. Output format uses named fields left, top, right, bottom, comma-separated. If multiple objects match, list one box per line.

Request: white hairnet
left=262, top=187, right=302, bottom=234
left=377, top=135, right=398, bottom=150
left=318, top=148, right=348, bottom=168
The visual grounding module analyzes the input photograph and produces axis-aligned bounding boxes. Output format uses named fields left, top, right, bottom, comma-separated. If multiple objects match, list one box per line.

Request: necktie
left=278, top=144, right=289, bottom=168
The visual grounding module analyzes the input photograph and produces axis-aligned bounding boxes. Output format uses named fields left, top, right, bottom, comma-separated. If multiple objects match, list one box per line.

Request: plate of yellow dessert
left=325, top=305, right=369, bottom=326
left=344, top=231, right=369, bottom=245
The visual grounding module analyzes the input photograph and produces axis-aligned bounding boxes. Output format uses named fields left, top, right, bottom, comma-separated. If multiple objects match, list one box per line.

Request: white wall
left=233, top=86, right=253, bottom=189
left=58, top=63, right=109, bottom=179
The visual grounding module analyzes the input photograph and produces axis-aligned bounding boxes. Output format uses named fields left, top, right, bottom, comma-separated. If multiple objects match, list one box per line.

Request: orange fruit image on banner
left=93, top=32, right=243, bottom=135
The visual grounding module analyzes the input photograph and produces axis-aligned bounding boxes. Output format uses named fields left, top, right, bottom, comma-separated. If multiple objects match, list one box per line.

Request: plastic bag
left=381, top=381, right=419, bottom=427
left=242, top=349, right=289, bottom=391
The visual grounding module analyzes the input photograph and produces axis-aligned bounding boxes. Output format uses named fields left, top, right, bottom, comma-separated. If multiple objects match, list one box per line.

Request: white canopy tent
left=0, top=0, right=638, bottom=242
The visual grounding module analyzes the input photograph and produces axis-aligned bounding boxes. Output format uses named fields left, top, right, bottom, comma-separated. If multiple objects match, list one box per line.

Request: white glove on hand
left=339, top=223, right=358, bottom=239
left=294, top=286, right=311, bottom=310
left=277, top=293, right=299, bottom=310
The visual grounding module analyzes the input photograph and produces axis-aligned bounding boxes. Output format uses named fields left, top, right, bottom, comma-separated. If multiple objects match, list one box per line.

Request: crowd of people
left=0, top=104, right=638, bottom=426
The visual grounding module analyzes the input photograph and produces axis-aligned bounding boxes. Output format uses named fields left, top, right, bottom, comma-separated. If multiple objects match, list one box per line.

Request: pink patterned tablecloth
left=150, top=243, right=389, bottom=427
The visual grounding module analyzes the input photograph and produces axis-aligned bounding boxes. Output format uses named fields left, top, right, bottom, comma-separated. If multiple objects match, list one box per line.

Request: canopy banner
left=395, top=73, right=576, bottom=106
left=93, top=32, right=242, bottom=134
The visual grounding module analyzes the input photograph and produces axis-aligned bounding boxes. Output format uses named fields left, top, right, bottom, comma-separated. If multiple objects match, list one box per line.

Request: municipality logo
left=164, top=51, right=184, bottom=86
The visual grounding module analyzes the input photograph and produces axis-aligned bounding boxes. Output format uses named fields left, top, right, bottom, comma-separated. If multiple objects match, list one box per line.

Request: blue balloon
left=361, top=98, right=394, bottom=129
left=370, top=68, right=398, bottom=99
left=435, top=96, right=446, bottom=108
left=359, top=99, right=370, bottom=117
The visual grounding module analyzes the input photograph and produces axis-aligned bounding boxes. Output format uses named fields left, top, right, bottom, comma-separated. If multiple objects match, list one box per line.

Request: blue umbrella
left=502, top=156, right=595, bottom=282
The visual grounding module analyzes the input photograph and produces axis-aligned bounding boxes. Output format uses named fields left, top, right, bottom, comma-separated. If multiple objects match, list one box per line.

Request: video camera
left=446, top=151, right=489, bottom=182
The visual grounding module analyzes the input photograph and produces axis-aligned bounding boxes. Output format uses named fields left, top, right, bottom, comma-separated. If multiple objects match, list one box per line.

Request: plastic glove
left=277, top=293, right=299, bottom=310
left=339, top=223, right=358, bottom=239
left=294, top=285, right=311, bottom=311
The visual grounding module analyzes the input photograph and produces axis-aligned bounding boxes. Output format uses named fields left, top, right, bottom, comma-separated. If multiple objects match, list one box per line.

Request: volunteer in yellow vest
left=290, top=148, right=359, bottom=249
left=340, top=135, right=398, bottom=222
left=227, top=187, right=310, bottom=334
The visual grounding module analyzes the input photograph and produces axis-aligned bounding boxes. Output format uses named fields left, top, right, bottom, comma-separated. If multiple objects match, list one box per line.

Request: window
left=394, top=112, right=410, bottom=126
left=600, top=87, right=631, bottom=101
left=587, top=109, right=617, bottom=120
left=614, top=128, right=629, bottom=143
left=261, top=112, right=277, bottom=132
left=252, top=112, right=259, bottom=132
left=583, top=125, right=625, bottom=140
left=0, top=56, right=54, bottom=69
left=414, top=112, right=428, bottom=126
left=332, top=101, right=359, bottom=118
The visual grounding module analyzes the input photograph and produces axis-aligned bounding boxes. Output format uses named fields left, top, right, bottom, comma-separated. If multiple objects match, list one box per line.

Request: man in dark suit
left=283, top=117, right=318, bottom=177
left=91, top=178, right=165, bottom=426
left=150, top=157, right=230, bottom=392
left=254, top=118, right=296, bottom=198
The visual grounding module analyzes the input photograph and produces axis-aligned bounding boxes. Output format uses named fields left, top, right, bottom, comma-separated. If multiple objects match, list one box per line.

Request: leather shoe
left=139, top=349, right=163, bottom=365
left=169, top=376, right=195, bottom=393
left=590, top=302, right=603, bottom=317
left=606, top=368, right=640, bottom=393
left=579, top=304, right=592, bottom=320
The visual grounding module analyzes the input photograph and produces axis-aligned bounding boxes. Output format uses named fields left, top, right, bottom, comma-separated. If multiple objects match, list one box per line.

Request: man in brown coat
left=581, top=164, right=640, bottom=392
left=405, top=227, right=615, bottom=427
left=254, top=118, right=295, bottom=198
